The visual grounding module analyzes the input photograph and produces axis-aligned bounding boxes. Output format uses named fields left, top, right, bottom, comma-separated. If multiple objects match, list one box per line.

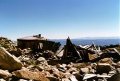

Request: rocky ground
left=0, top=37, right=120, bottom=81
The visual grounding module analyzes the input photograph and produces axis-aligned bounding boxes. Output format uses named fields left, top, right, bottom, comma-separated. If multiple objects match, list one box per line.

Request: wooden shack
left=17, top=34, right=61, bottom=52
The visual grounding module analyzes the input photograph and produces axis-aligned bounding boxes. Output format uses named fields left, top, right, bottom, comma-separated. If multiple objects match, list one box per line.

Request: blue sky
left=0, top=0, right=119, bottom=40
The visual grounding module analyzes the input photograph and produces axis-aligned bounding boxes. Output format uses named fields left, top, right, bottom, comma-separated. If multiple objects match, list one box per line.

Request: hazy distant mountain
left=75, top=37, right=120, bottom=40
left=50, top=37, right=120, bottom=40
left=51, top=37, right=120, bottom=46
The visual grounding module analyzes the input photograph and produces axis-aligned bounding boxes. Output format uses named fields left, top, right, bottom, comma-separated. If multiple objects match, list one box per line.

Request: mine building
left=17, top=34, right=61, bottom=52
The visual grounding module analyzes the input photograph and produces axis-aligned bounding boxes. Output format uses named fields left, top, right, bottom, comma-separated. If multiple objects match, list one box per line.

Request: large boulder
left=12, top=68, right=49, bottom=81
left=96, top=63, right=112, bottom=74
left=0, top=47, right=22, bottom=71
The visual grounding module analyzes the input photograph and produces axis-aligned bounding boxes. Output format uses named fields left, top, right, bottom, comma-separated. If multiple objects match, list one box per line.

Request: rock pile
left=0, top=37, right=120, bottom=81
left=0, top=47, right=120, bottom=81
left=0, top=37, right=16, bottom=52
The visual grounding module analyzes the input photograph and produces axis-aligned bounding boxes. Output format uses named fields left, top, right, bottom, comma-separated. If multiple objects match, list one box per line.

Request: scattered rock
left=47, top=76, right=59, bottom=81
left=99, top=58, right=113, bottom=64
left=83, top=74, right=96, bottom=80
left=0, top=79, right=6, bottom=81
left=80, top=67, right=90, bottom=74
left=36, top=57, right=48, bottom=65
left=0, top=69, right=12, bottom=79
left=37, top=57, right=46, bottom=62
left=18, top=79, right=29, bottom=81
left=107, top=73, right=120, bottom=81
left=67, top=67, right=78, bottom=74
left=69, top=75, right=78, bottom=81
left=74, top=73, right=83, bottom=81
left=61, top=78, right=70, bottom=81
left=56, top=64, right=67, bottom=72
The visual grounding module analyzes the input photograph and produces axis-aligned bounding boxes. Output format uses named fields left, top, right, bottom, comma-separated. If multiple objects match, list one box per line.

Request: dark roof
left=17, top=35, right=47, bottom=41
